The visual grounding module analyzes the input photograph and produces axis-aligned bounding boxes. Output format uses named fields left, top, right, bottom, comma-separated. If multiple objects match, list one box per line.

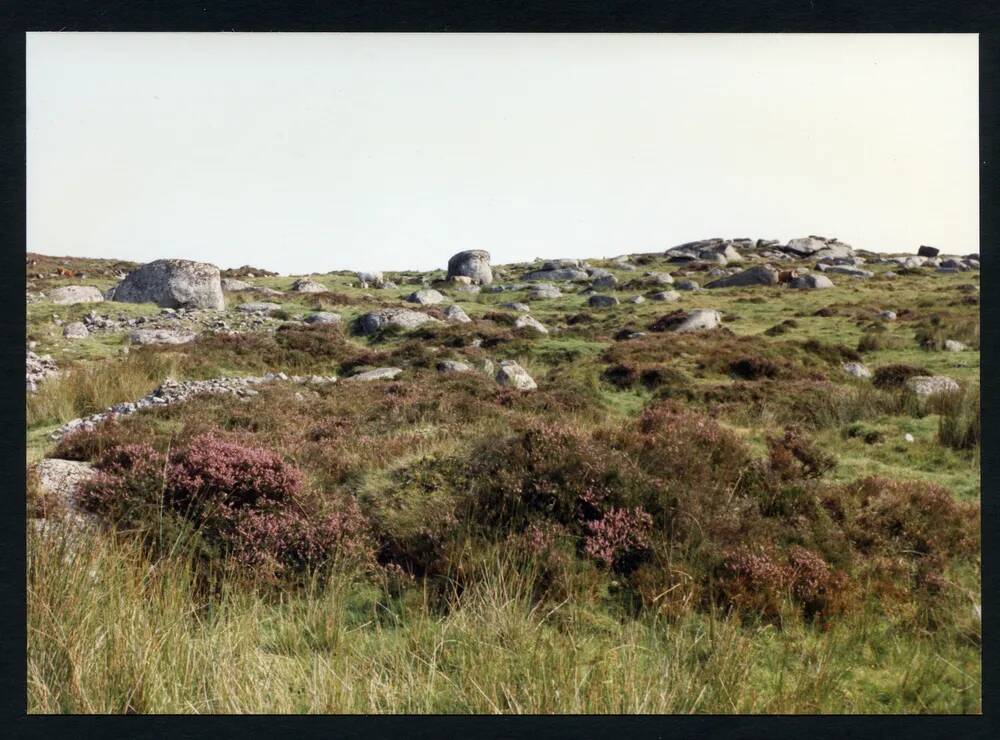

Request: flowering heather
left=583, top=507, right=653, bottom=570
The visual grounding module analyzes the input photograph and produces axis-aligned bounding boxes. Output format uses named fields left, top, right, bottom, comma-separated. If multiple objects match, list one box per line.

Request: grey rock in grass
left=406, top=289, right=445, bottom=305
left=917, top=245, right=940, bottom=258
left=647, top=290, right=681, bottom=302
left=290, top=278, right=328, bottom=293
left=221, top=278, right=252, bottom=292
left=522, top=268, right=590, bottom=282
left=355, top=308, right=440, bottom=335
left=588, top=294, right=619, bottom=308
left=127, top=328, right=197, bottom=345
left=437, top=360, right=473, bottom=374
left=528, top=284, right=562, bottom=300
left=344, top=367, right=403, bottom=382
left=515, top=315, right=549, bottom=334
left=842, top=362, right=872, bottom=379
left=48, top=285, right=105, bottom=305
left=503, top=302, right=531, bottom=313
left=304, top=311, right=341, bottom=325
left=905, top=375, right=960, bottom=398
left=63, top=321, right=89, bottom=340
left=113, top=259, right=224, bottom=310
left=444, top=304, right=472, bottom=324
left=944, top=339, right=968, bottom=352
left=788, top=274, right=834, bottom=290
left=236, top=302, right=282, bottom=314
left=495, top=360, right=537, bottom=390
left=705, top=265, right=779, bottom=289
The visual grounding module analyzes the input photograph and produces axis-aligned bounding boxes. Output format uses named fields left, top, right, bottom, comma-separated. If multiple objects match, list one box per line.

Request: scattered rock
left=62, top=321, right=89, bottom=340
left=221, top=278, right=252, bottom=291
left=503, top=302, right=531, bottom=313
left=588, top=294, right=619, bottom=308
left=917, top=245, right=940, bottom=258
left=523, top=268, right=590, bottom=282
left=344, top=367, right=403, bottom=382
left=878, top=310, right=897, bottom=321
left=113, top=259, right=225, bottom=310
left=653, top=309, right=722, bottom=333
left=592, top=274, right=619, bottom=289
left=842, top=362, right=872, bottom=379
left=290, top=278, right=328, bottom=293
left=674, top=279, right=701, bottom=291
left=48, top=285, right=105, bottom=305
left=905, top=375, right=960, bottom=398
left=26, top=351, right=59, bottom=393
left=647, top=290, right=681, bottom=302
left=515, top=315, right=549, bottom=334
left=788, top=274, right=834, bottom=290
left=495, top=360, right=537, bottom=390
left=528, top=284, right=562, bottom=300
left=705, top=265, right=779, bottom=289
left=437, top=360, right=473, bottom=374
left=444, top=304, right=472, bottom=324
left=127, top=328, right=197, bottom=345
left=32, top=459, right=97, bottom=516
left=944, top=339, right=968, bottom=352
left=236, top=302, right=282, bottom=314
left=304, top=311, right=341, bottom=325
left=355, top=308, right=440, bottom=335
left=406, top=289, right=445, bottom=305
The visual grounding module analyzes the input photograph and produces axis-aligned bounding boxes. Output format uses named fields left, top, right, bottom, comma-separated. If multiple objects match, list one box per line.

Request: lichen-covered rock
left=127, top=328, right=197, bottom=345
left=63, top=321, right=89, bottom=339
left=523, top=268, right=589, bottom=282
left=495, top=360, right=537, bottom=390
left=905, top=375, right=960, bottom=397
left=528, top=284, right=562, bottom=300
left=437, top=360, right=473, bottom=374
left=647, top=290, right=681, bottom=302
left=221, top=278, right=252, bottom=291
left=406, top=289, right=445, bottom=305
left=236, top=302, right=282, bottom=314
left=447, top=250, right=493, bottom=285
left=705, top=265, right=779, bottom=289
left=304, top=311, right=341, bottom=325
left=48, top=285, right=105, bottom=305
left=113, top=259, right=224, bottom=310
left=290, top=278, right=328, bottom=293
left=444, top=304, right=472, bottom=324
left=842, top=362, right=872, bottom=379
left=515, top=315, right=549, bottom=334
left=789, top=274, right=834, bottom=290
left=344, top=367, right=403, bottom=382
left=355, top=308, right=440, bottom=335
left=588, top=294, right=619, bottom=308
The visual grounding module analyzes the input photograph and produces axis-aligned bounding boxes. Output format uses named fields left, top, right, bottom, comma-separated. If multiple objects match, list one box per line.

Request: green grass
left=27, top=525, right=980, bottom=714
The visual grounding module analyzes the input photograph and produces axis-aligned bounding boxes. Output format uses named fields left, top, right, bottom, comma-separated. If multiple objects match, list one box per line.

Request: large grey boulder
left=542, top=258, right=582, bottom=270
left=782, top=236, right=830, bottom=256
left=48, top=285, right=105, bottom=305
left=592, top=274, right=619, bottom=289
left=447, top=250, right=493, bottom=285
left=113, top=259, right=224, bottom=310
left=917, top=245, right=940, bottom=258
left=705, top=265, right=779, bottom=289
left=495, top=360, right=537, bottom=390
left=645, top=272, right=674, bottom=286
left=789, top=274, right=834, bottom=290
left=355, top=308, right=440, bottom=335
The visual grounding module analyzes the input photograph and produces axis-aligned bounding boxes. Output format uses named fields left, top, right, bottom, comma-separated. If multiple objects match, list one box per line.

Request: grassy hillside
left=26, top=248, right=980, bottom=713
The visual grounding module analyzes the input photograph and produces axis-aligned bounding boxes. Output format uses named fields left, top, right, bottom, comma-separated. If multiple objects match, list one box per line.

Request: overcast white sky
left=27, top=33, right=978, bottom=274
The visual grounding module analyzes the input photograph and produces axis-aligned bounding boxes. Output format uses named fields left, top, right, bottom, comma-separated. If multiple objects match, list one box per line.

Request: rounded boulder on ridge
left=447, top=250, right=493, bottom=285
left=113, top=259, right=225, bottom=310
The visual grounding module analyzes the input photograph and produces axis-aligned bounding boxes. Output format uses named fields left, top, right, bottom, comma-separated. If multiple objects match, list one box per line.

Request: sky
left=27, top=33, right=978, bottom=274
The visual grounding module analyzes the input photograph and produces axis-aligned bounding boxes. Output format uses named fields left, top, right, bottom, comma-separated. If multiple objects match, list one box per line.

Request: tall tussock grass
left=27, top=352, right=178, bottom=427
left=938, top=384, right=980, bottom=452
left=28, top=525, right=980, bottom=714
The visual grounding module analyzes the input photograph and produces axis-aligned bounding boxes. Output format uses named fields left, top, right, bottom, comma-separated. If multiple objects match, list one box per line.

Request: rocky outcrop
left=495, top=360, right=537, bottom=390
left=447, top=250, right=493, bottom=285
left=113, top=259, right=225, bottom=310
left=705, top=265, right=779, bottom=289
